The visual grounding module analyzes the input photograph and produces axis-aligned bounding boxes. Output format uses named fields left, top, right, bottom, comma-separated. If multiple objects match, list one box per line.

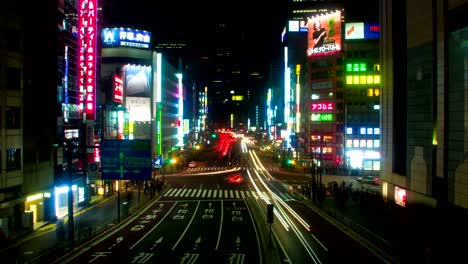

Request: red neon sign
left=113, top=74, right=123, bottom=103
left=311, top=102, right=334, bottom=111
left=369, top=25, right=380, bottom=32
left=78, top=0, right=97, bottom=120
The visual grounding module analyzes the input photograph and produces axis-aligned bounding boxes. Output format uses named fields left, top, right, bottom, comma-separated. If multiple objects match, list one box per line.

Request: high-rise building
left=193, top=14, right=269, bottom=132
left=343, top=22, right=381, bottom=175
left=281, top=0, right=381, bottom=173
left=0, top=0, right=105, bottom=233
left=380, top=0, right=468, bottom=212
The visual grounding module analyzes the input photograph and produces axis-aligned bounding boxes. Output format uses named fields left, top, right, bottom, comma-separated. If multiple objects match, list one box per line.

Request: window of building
left=367, top=128, right=373, bottom=135
left=337, top=103, right=344, bottom=111
left=360, top=127, right=366, bottom=135
left=7, top=149, right=21, bottom=171
left=6, top=68, right=21, bottom=91
left=7, top=30, right=22, bottom=52
left=367, top=139, right=373, bottom=148
left=374, top=75, right=381, bottom=84
left=346, top=139, right=352, bottom=147
left=353, top=140, right=359, bottom=148
left=346, top=127, right=353, bottom=135
left=374, top=128, right=380, bottom=135
left=354, top=76, right=359, bottom=84
left=360, top=75, right=367, bottom=84
left=374, top=89, right=380, bottom=96
left=373, top=140, right=380, bottom=148
left=360, top=139, right=366, bottom=148
left=336, top=69, right=343, bottom=77
left=336, top=80, right=343, bottom=88
left=6, top=107, right=21, bottom=129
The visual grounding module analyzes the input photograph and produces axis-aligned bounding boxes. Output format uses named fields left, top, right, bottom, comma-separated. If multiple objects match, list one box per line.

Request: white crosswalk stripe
left=186, top=166, right=279, bottom=173
left=162, top=188, right=295, bottom=201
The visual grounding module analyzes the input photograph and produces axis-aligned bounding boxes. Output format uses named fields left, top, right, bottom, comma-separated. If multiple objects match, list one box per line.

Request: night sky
left=101, top=0, right=288, bottom=74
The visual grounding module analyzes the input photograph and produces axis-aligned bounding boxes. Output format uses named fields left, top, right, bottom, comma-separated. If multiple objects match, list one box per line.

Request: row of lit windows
left=311, top=147, right=333, bottom=154
left=346, top=75, right=381, bottom=85
left=345, top=63, right=380, bottom=72
left=310, top=135, right=334, bottom=143
left=346, top=88, right=381, bottom=98
left=367, top=88, right=380, bottom=97
left=347, top=127, right=380, bottom=135
left=346, top=139, right=380, bottom=149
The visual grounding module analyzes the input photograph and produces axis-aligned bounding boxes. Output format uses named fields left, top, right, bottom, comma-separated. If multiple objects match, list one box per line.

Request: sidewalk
left=266, top=155, right=468, bottom=263
left=0, top=183, right=168, bottom=264
left=317, top=188, right=468, bottom=263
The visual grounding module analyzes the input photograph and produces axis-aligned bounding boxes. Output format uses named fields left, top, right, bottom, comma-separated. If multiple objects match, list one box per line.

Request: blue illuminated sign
left=102, top=28, right=151, bottom=49
left=364, top=22, right=380, bottom=39
left=100, top=139, right=152, bottom=180
left=154, top=156, right=162, bottom=169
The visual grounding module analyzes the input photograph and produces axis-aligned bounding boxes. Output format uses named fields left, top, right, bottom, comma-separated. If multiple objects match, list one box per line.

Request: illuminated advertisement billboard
left=124, top=65, right=151, bottom=97
left=127, top=97, right=151, bottom=122
left=102, top=28, right=151, bottom=49
left=307, top=10, right=342, bottom=57
left=288, top=20, right=309, bottom=32
left=345, top=22, right=380, bottom=40
left=113, top=74, right=123, bottom=103
left=77, top=0, right=97, bottom=120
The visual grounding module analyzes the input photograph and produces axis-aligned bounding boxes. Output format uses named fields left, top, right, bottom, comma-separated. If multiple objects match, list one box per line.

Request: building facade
left=380, top=0, right=468, bottom=210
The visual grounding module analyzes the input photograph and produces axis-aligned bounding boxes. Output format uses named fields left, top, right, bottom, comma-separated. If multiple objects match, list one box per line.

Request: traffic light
left=211, top=133, right=217, bottom=138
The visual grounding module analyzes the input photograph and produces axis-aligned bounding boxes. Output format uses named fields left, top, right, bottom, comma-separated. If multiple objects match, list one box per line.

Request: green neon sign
left=311, top=113, right=333, bottom=122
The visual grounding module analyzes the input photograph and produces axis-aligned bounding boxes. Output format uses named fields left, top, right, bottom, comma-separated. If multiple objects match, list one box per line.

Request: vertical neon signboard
left=113, top=74, right=123, bottom=103
left=78, top=0, right=97, bottom=120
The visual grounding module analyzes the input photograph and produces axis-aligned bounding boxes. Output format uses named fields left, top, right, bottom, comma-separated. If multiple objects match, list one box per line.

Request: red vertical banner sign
left=78, top=0, right=97, bottom=120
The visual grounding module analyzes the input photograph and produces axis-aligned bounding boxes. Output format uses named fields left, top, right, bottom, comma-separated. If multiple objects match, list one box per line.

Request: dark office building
left=380, top=0, right=468, bottom=209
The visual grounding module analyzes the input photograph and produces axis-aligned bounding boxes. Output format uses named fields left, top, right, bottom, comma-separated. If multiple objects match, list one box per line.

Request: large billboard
left=124, top=64, right=151, bottom=97
left=77, top=0, right=97, bottom=120
left=102, top=28, right=151, bottom=49
left=307, top=10, right=342, bottom=57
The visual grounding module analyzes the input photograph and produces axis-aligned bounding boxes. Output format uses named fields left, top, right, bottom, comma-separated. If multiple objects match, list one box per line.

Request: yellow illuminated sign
left=232, top=95, right=243, bottom=101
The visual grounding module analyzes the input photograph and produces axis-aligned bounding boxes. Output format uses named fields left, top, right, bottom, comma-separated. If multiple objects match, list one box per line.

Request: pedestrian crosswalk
left=186, top=166, right=280, bottom=173
left=162, top=188, right=295, bottom=201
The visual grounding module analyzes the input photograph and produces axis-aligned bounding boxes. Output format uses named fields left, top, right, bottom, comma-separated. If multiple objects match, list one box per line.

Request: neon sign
left=113, top=74, right=123, bottom=103
left=102, top=28, right=151, bottom=49
left=311, top=113, right=333, bottom=122
left=311, top=102, right=333, bottom=111
left=77, top=0, right=97, bottom=120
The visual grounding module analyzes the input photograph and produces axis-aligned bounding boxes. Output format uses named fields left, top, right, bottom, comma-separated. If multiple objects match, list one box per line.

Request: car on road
left=188, top=161, right=197, bottom=168
left=355, top=175, right=381, bottom=185
left=226, top=174, right=244, bottom=184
